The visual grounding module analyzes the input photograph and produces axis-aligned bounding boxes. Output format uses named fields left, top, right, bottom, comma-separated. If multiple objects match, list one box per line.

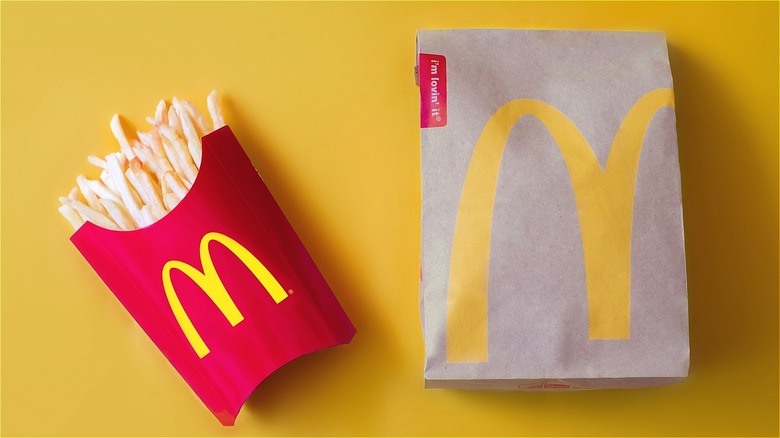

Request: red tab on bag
left=419, top=53, right=447, bottom=128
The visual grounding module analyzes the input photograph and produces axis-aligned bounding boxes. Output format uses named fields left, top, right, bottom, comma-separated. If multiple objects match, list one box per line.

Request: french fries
left=58, top=91, right=225, bottom=231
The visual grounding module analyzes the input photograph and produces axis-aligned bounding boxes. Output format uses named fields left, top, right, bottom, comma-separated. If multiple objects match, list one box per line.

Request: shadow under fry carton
left=71, top=126, right=356, bottom=425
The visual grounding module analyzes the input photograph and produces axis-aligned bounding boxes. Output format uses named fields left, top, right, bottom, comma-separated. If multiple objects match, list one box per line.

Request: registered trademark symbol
left=288, top=289, right=294, bottom=295
left=436, top=116, right=441, bottom=121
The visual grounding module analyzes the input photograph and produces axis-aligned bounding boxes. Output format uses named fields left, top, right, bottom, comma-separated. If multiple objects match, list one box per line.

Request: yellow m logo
left=162, top=232, right=288, bottom=358
left=446, top=88, right=675, bottom=363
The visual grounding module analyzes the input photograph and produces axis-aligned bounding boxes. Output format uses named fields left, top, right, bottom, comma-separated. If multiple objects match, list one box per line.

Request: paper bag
left=71, top=126, right=356, bottom=424
left=417, top=29, right=689, bottom=390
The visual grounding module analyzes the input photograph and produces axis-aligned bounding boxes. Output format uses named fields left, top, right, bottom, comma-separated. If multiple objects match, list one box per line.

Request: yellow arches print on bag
left=446, top=88, right=675, bottom=363
left=162, top=232, right=288, bottom=359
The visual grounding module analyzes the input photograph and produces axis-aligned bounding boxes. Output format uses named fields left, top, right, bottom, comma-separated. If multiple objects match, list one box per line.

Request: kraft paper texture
left=418, top=29, right=689, bottom=390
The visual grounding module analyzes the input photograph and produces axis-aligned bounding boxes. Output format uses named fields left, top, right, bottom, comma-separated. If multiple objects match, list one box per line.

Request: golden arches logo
left=446, top=88, right=675, bottom=363
left=162, top=232, right=288, bottom=358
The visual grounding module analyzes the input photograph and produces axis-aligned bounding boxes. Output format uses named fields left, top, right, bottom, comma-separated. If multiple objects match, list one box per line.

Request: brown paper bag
left=417, top=29, right=689, bottom=390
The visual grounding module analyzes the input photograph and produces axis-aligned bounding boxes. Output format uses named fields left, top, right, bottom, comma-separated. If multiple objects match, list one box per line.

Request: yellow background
left=2, top=1, right=777, bottom=436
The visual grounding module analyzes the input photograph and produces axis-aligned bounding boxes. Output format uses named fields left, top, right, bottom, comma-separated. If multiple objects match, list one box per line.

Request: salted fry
left=110, top=114, right=136, bottom=160
left=106, top=153, right=144, bottom=224
left=135, top=147, right=160, bottom=177
left=76, top=175, right=108, bottom=215
left=114, top=151, right=128, bottom=172
left=172, top=97, right=203, bottom=167
left=168, top=106, right=183, bottom=138
left=207, top=90, right=225, bottom=129
left=158, top=126, right=197, bottom=185
left=148, top=130, right=174, bottom=181
left=114, top=153, right=143, bottom=207
left=181, top=99, right=210, bottom=138
left=124, top=168, right=145, bottom=203
left=164, top=171, right=188, bottom=201
left=160, top=172, right=169, bottom=195
left=126, top=164, right=165, bottom=213
left=99, top=198, right=137, bottom=230
left=68, top=187, right=81, bottom=201
left=155, top=100, right=168, bottom=124
left=136, top=131, right=152, bottom=146
left=58, top=204, right=85, bottom=230
left=149, top=203, right=166, bottom=221
left=58, top=91, right=224, bottom=231
left=140, top=205, right=156, bottom=227
left=100, top=169, right=117, bottom=193
left=86, top=178, right=121, bottom=204
left=159, top=136, right=186, bottom=181
left=132, top=139, right=160, bottom=178
left=163, top=192, right=180, bottom=211
left=87, top=155, right=108, bottom=170
left=137, top=127, right=172, bottom=180
left=60, top=196, right=119, bottom=230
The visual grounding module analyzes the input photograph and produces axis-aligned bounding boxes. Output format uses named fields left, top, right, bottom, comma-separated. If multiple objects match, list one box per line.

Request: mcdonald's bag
left=418, top=29, right=689, bottom=390
left=71, top=126, right=355, bottom=424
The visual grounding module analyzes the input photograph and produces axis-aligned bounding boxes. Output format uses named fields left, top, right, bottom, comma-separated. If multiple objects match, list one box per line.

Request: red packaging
left=71, top=126, right=355, bottom=425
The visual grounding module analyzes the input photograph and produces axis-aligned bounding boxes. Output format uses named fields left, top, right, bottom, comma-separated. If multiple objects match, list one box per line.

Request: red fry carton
left=71, top=126, right=356, bottom=425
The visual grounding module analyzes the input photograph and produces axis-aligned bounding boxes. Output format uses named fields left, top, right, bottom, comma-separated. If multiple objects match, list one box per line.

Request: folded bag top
left=418, top=29, right=689, bottom=390
left=72, top=126, right=355, bottom=424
